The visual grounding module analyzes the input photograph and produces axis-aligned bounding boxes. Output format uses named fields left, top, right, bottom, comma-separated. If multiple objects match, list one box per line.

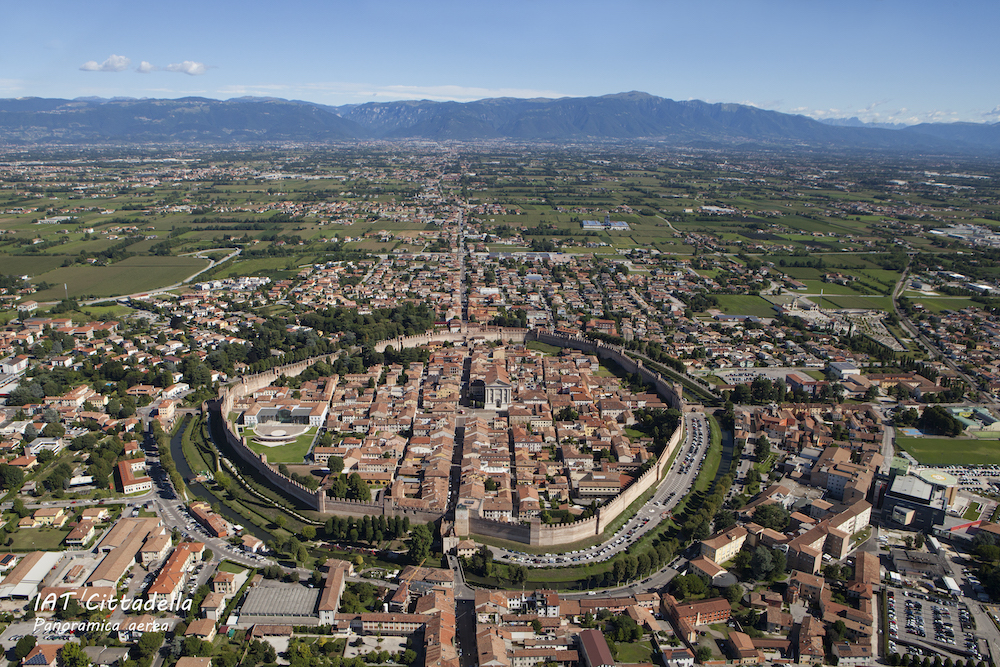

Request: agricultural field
left=711, top=295, right=778, bottom=318
left=906, top=297, right=982, bottom=313
left=28, top=255, right=209, bottom=300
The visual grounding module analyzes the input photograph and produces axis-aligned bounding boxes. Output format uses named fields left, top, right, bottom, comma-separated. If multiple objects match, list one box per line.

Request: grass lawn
left=245, top=427, right=316, bottom=463
left=592, top=362, right=617, bottom=378
left=10, top=526, right=72, bottom=551
left=908, top=297, right=982, bottom=313
left=895, top=436, right=1000, bottom=465
left=851, top=526, right=872, bottom=548
left=526, top=341, right=562, bottom=356
left=822, top=295, right=894, bottom=311
left=218, top=560, right=249, bottom=574
left=698, top=416, right=723, bottom=494
left=964, top=502, right=983, bottom=521
left=712, top=295, right=777, bottom=318
left=614, top=641, right=655, bottom=663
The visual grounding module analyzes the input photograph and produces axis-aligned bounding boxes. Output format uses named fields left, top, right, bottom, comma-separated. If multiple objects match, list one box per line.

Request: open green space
left=29, top=255, right=208, bottom=300
left=895, top=436, right=1000, bottom=465
left=908, top=297, right=982, bottom=313
left=218, top=561, right=249, bottom=574
left=209, top=256, right=320, bottom=280
left=964, top=502, right=983, bottom=521
left=0, top=255, right=68, bottom=276
left=798, top=279, right=861, bottom=295
left=9, top=526, right=72, bottom=551
left=244, top=426, right=317, bottom=463
left=526, top=340, right=562, bottom=356
left=711, top=295, right=777, bottom=318
left=613, top=641, right=655, bottom=663
left=821, top=295, right=894, bottom=311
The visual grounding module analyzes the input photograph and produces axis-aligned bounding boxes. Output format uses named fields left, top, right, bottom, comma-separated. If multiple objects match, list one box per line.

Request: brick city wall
left=211, top=328, right=689, bottom=544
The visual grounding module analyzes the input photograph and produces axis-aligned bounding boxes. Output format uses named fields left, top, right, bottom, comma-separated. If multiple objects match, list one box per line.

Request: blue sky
left=3, top=0, right=997, bottom=125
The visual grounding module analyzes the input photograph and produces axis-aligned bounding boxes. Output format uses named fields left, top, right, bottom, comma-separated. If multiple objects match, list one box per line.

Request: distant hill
left=820, top=117, right=910, bottom=130
left=0, top=97, right=363, bottom=143
left=0, top=92, right=998, bottom=153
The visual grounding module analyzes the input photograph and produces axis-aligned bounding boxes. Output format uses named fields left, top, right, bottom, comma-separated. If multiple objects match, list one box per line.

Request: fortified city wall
left=208, top=326, right=690, bottom=547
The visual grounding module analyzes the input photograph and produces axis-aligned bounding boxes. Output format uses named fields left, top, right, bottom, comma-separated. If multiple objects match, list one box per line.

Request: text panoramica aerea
left=32, top=591, right=192, bottom=634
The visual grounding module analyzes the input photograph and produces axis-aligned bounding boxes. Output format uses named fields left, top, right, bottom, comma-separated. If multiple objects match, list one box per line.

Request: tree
left=714, top=509, right=737, bottom=531
left=0, top=463, right=24, bottom=490
left=769, top=549, right=787, bottom=580
left=407, top=524, right=432, bottom=563
left=203, top=548, right=213, bottom=561
left=15, top=636, right=37, bottom=660
left=755, top=435, right=771, bottom=462
left=750, top=546, right=774, bottom=580
left=604, top=614, right=642, bottom=643
left=733, top=550, right=752, bottom=575
left=918, top=405, right=963, bottom=437
left=695, top=646, right=713, bottom=662
left=182, top=636, right=212, bottom=657
left=244, top=640, right=276, bottom=667
left=914, top=533, right=925, bottom=549
left=531, top=618, right=542, bottom=634
left=12, top=496, right=29, bottom=518
left=58, top=643, right=91, bottom=667
left=348, top=473, right=371, bottom=502
left=613, top=558, right=627, bottom=585
left=135, top=632, right=164, bottom=660
left=43, top=422, right=66, bottom=438
left=752, top=503, right=790, bottom=531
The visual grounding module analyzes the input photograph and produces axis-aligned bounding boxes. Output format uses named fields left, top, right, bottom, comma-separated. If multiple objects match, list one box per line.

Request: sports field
left=895, top=436, right=1000, bottom=465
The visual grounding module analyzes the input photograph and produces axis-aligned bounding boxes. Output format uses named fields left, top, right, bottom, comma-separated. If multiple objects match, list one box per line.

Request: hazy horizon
left=3, top=0, right=998, bottom=126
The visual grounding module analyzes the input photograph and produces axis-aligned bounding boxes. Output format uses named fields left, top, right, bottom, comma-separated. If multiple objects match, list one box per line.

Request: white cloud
left=136, top=61, right=155, bottom=74
left=0, top=79, right=25, bottom=94
left=981, top=106, right=1000, bottom=121
left=79, top=54, right=131, bottom=72
left=164, top=61, right=208, bottom=76
left=216, top=82, right=565, bottom=103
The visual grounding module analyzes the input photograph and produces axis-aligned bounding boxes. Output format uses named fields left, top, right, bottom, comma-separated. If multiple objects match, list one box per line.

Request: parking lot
left=886, top=588, right=984, bottom=661
left=916, top=464, right=1000, bottom=494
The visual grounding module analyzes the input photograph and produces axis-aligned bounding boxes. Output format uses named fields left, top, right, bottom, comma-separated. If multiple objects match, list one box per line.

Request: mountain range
left=1, top=91, right=999, bottom=153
